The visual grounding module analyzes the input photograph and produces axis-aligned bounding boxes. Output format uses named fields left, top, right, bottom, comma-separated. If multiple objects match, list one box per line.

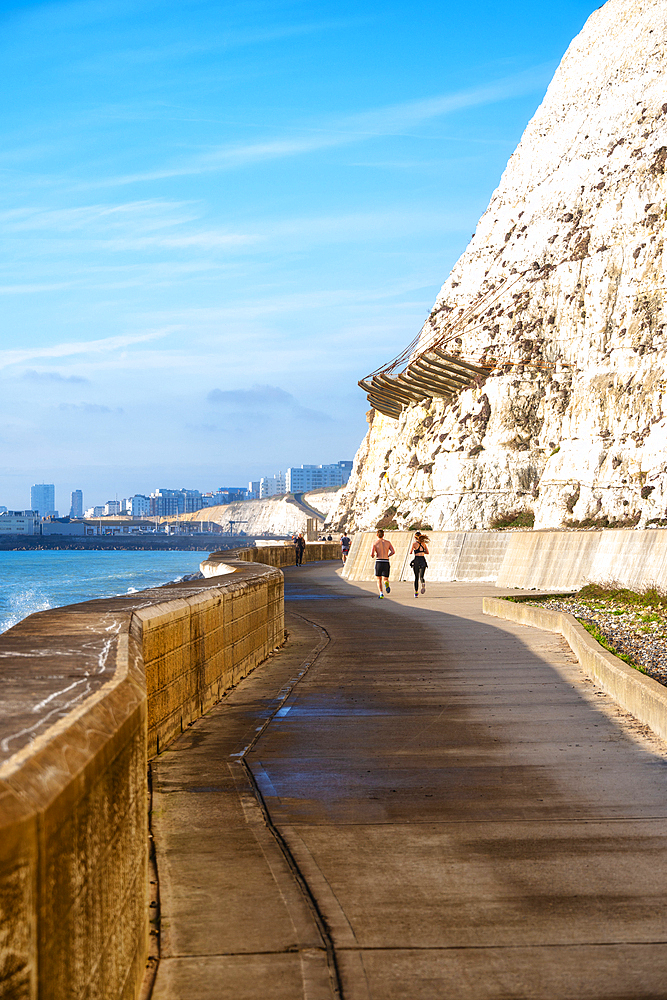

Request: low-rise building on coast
left=0, top=510, right=41, bottom=534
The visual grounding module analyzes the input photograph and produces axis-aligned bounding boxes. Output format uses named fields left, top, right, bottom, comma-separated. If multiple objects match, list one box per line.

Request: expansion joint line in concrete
left=236, top=611, right=344, bottom=1000
left=240, top=759, right=343, bottom=999
left=233, top=612, right=331, bottom=758
left=140, top=763, right=161, bottom=1000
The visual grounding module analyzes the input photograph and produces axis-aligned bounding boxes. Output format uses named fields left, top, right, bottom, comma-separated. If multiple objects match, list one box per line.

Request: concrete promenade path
left=151, top=562, right=667, bottom=1000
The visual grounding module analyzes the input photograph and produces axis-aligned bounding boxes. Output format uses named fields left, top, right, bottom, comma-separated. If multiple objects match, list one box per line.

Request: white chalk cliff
left=176, top=488, right=341, bottom=536
left=330, top=0, right=667, bottom=534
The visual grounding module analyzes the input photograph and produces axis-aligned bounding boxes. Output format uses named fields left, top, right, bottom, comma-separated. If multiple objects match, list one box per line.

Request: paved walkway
left=151, top=563, right=667, bottom=1000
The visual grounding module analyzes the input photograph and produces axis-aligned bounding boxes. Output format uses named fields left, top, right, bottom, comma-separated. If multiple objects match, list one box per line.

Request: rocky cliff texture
left=330, top=0, right=667, bottom=534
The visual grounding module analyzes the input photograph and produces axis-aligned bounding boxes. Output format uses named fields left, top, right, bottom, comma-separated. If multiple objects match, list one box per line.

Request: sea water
left=0, top=550, right=210, bottom=635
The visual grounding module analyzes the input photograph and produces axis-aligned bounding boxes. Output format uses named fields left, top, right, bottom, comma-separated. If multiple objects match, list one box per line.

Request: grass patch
left=578, top=583, right=667, bottom=610
left=500, top=587, right=661, bottom=675
left=565, top=513, right=641, bottom=528
left=376, top=505, right=398, bottom=530
left=576, top=619, right=645, bottom=672
left=500, top=593, right=573, bottom=603
left=489, top=509, right=535, bottom=530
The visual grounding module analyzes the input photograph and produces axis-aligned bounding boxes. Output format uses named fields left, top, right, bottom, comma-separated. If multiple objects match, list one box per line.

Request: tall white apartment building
left=128, top=495, right=151, bottom=517
left=30, top=483, right=56, bottom=517
left=70, top=490, right=84, bottom=518
left=259, top=472, right=286, bottom=498
left=286, top=462, right=352, bottom=493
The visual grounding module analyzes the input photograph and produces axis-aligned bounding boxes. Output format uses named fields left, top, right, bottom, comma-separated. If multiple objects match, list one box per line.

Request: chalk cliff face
left=330, top=0, right=667, bottom=534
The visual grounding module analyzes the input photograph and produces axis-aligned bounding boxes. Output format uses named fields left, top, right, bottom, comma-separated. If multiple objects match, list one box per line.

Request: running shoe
left=421, top=584, right=425, bottom=594
left=385, top=584, right=390, bottom=593
left=414, top=592, right=418, bottom=598
left=378, top=594, right=384, bottom=599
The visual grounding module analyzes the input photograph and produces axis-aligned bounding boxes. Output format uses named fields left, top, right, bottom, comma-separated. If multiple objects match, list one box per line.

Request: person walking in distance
left=340, top=532, right=351, bottom=563
left=295, top=532, right=306, bottom=566
left=410, top=531, right=429, bottom=597
left=371, top=529, right=395, bottom=598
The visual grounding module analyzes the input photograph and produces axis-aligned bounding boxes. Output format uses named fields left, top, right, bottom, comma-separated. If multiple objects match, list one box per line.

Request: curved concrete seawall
left=0, top=556, right=287, bottom=1000
left=343, top=528, right=667, bottom=591
left=202, top=540, right=341, bottom=574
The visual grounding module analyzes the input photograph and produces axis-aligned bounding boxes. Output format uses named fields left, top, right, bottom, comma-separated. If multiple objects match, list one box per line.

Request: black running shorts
left=374, top=559, right=390, bottom=578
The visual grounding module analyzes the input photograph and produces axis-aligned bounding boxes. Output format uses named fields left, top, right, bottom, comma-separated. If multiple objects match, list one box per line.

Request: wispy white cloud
left=22, top=369, right=89, bottom=383
left=58, top=402, right=123, bottom=414
left=0, top=198, right=199, bottom=233
left=3, top=206, right=463, bottom=255
left=146, top=277, right=439, bottom=325
left=87, top=16, right=369, bottom=67
left=85, top=65, right=553, bottom=187
left=0, top=281, right=79, bottom=295
left=256, top=208, right=471, bottom=243
left=0, top=329, right=172, bottom=370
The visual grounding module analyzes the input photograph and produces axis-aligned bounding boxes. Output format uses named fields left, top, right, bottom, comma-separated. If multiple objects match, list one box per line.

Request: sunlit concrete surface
left=151, top=563, right=667, bottom=999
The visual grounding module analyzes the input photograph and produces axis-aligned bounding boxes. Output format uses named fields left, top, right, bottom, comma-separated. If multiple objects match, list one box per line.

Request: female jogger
left=410, top=532, right=429, bottom=597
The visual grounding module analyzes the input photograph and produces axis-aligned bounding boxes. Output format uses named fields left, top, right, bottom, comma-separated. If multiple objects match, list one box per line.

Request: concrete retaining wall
left=201, top=541, right=341, bottom=575
left=495, top=531, right=602, bottom=590
left=484, top=597, right=667, bottom=743
left=138, top=566, right=284, bottom=758
left=342, top=532, right=413, bottom=582
left=0, top=558, right=284, bottom=1000
left=0, top=622, right=147, bottom=1000
left=343, top=529, right=667, bottom=591
left=343, top=531, right=513, bottom=584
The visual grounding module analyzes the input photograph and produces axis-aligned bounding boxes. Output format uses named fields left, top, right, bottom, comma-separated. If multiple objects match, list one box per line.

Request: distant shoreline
left=0, top=535, right=250, bottom=552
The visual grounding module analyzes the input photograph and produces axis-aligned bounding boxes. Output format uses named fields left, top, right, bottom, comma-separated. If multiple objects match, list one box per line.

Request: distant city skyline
left=18, top=459, right=353, bottom=517
left=0, top=0, right=601, bottom=508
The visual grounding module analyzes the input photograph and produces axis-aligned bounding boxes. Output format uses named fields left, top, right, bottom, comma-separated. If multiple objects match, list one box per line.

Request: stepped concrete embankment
left=343, top=528, right=667, bottom=591
left=0, top=545, right=340, bottom=999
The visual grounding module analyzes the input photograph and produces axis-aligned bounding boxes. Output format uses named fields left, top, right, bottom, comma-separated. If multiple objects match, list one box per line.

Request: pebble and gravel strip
left=521, top=596, right=667, bottom=689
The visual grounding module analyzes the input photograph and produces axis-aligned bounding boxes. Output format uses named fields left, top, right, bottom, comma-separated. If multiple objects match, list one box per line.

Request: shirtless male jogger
left=371, top=529, right=395, bottom=598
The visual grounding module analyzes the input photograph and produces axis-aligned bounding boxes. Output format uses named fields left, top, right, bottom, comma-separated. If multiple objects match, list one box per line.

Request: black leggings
left=413, top=556, right=426, bottom=592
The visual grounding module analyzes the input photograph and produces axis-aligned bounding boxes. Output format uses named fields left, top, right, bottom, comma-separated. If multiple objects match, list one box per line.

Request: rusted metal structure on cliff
left=359, top=350, right=490, bottom=420
left=358, top=277, right=503, bottom=419
left=360, top=261, right=577, bottom=420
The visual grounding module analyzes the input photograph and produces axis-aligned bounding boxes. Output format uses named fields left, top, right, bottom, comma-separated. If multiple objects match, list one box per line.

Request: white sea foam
left=0, top=589, right=52, bottom=634
left=0, top=551, right=207, bottom=634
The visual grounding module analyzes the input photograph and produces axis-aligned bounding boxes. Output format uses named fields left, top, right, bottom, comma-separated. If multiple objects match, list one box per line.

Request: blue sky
left=0, top=0, right=601, bottom=511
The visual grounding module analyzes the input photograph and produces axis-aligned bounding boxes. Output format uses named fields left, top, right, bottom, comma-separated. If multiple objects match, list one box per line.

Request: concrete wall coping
left=483, top=596, right=667, bottom=743
left=0, top=559, right=280, bottom=770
